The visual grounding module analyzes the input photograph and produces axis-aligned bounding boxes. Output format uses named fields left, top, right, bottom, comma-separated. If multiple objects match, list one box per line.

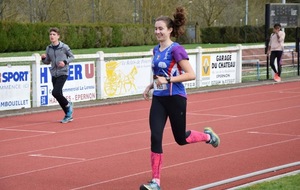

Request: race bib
left=153, top=79, right=167, bottom=90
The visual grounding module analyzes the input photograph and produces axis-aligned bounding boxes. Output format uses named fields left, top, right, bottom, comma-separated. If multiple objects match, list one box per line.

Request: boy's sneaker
left=140, top=180, right=161, bottom=190
left=204, top=127, right=220, bottom=148
left=61, top=115, right=73, bottom=123
left=66, top=102, right=73, bottom=117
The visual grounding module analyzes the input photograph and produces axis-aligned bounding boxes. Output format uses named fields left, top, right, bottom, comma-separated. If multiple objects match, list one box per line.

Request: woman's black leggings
left=149, top=95, right=189, bottom=153
left=270, top=51, right=283, bottom=76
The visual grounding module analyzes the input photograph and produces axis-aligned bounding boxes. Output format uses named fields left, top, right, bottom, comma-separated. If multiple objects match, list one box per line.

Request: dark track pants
left=149, top=95, right=188, bottom=153
left=52, top=75, right=69, bottom=114
left=270, top=51, right=283, bottom=76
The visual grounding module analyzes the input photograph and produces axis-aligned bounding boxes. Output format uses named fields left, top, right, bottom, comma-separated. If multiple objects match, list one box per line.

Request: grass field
left=237, top=173, right=300, bottom=190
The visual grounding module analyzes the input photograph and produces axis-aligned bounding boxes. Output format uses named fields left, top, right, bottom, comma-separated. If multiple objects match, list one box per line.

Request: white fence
left=0, top=44, right=296, bottom=111
left=240, top=43, right=297, bottom=80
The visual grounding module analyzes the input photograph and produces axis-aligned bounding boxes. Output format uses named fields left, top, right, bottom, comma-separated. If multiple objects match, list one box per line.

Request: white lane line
left=187, top=86, right=300, bottom=104
left=0, top=130, right=149, bottom=159
left=248, top=131, right=300, bottom=137
left=190, top=109, right=300, bottom=133
left=0, top=128, right=56, bottom=134
left=28, top=154, right=86, bottom=161
left=191, top=164, right=300, bottom=190
left=1, top=136, right=299, bottom=183
left=4, top=86, right=300, bottom=129
left=1, top=108, right=149, bottom=129
left=279, top=90, right=300, bottom=94
left=2, top=118, right=300, bottom=159
left=190, top=95, right=300, bottom=113
left=2, top=121, right=55, bottom=129
left=0, top=134, right=52, bottom=143
left=0, top=117, right=147, bottom=143
left=220, top=118, right=300, bottom=136
left=228, top=170, right=300, bottom=190
left=57, top=104, right=299, bottom=136
left=0, top=143, right=153, bottom=180
left=188, top=113, right=237, bottom=117
left=70, top=138, right=300, bottom=190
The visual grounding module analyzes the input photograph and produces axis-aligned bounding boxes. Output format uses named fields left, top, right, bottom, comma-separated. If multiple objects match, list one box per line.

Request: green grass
left=242, top=65, right=299, bottom=82
left=237, top=173, right=300, bottom=190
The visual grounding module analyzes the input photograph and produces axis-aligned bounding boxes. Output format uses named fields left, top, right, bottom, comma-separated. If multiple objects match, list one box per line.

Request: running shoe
left=277, top=75, right=281, bottom=82
left=204, top=127, right=220, bottom=148
left=274, top=73, right=281, bottom=82
left=140, top=180, right=161, bottom=190
left=66, top=102, right=73, bottom=117
left=61, top=115, right=73, bottom=123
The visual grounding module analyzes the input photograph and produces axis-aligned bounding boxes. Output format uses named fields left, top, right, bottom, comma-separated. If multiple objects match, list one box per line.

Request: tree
left=0, top=0, right=6, bottom=20
left=190, top=0, right=235, bottom=27
left=0, top=0, right=20, bottom=21
left=0, top=0, right=293, bottom=27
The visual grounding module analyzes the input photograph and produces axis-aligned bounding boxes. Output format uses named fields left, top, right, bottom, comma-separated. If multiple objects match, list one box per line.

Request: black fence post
left=265, top=4, right=270, bottom=80
left=296, top=27, right=300, bottom=76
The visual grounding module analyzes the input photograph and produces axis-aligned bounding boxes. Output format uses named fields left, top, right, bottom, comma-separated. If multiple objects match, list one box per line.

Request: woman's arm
left=156, top=59, right=195, bottom=84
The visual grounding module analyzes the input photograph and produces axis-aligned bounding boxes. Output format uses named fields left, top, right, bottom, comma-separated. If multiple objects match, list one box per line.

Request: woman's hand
left=143, top=84, right=153, bottom=101
left=155, top=76, right=168, bottom=84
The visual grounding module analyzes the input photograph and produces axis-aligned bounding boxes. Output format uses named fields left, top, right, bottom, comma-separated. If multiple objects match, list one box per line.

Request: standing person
left=41, top=27, right=75, bottom=123
left=140, top=7, right=220, bottom=190
left=267, top=23, right=285, bottom=82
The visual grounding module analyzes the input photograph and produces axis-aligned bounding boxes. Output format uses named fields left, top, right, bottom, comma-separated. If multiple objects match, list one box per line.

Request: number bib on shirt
left=153, top=79, right=167, bottom=90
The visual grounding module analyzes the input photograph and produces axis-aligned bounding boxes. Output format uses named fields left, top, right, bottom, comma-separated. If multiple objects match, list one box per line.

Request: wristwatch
left=165, top=76, right=171, bottom=83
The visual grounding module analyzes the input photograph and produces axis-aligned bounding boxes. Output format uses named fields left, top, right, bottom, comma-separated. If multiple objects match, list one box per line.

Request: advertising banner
left=0, top=66, right=31, bottom=110
left=100, top=58, right=152, bottom=98
left=39, top=62, right=96, bottom=106
left=201, top=53, right=237, bottom=86
left=183, top=54, right=197, bottom=89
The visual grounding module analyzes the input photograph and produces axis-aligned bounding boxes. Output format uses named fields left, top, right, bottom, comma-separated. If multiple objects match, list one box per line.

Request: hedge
left=200, top=25, right=297, bottom=44
left=0, top=21, right=297, bottom=52
left=0, top=22, right=157, bottom=52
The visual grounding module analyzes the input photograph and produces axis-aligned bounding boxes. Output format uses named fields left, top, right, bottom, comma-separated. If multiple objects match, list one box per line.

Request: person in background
left=267, top=23, right=285, bottom=82
left=41, top=27, right=75, bottom=123
left=140, top=7, right=220, bottom=190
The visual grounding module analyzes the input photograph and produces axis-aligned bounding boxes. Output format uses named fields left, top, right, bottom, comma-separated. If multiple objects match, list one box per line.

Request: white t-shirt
left=269, top=30, right=285, bottom=51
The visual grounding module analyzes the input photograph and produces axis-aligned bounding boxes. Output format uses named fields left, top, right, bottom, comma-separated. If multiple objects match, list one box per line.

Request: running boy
left=41, top=27, right=75, bottom=123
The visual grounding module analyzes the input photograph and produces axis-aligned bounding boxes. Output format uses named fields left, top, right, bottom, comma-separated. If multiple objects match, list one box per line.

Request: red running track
left=0, top=81, right=300, bottom=190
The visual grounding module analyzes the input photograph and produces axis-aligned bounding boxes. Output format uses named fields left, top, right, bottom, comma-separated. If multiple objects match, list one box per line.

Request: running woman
left=41, top=27, right=75, bottom=123
left=267, top=23, right=285, bottom=82
left=140, top=7, right=220, bottom=190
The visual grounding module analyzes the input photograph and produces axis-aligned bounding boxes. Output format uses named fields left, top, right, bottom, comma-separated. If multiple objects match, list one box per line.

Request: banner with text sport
left=0, top=66, right=31, bottom=110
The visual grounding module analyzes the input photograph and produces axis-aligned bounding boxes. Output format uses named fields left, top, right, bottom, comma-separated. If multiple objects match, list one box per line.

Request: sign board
left=200, top=53, right=237, bottom=87
left=0, top=66, right=31, bottom=110
left=267, top=3, right=300, bottom=28
left=183, top=54, right=196, bottom=89
left=39, top=62, right=96, bottom=106
left=100, top=58, right=152, bottom=99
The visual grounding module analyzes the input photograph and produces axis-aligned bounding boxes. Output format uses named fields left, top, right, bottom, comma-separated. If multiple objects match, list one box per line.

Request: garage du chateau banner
left=201, top=52, right=237, bottom=86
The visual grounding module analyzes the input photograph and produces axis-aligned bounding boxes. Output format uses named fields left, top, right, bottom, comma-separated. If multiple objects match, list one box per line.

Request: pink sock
left=186, top=130, right=210, bottom=143
left=151, top=152, right=163, bottom=186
